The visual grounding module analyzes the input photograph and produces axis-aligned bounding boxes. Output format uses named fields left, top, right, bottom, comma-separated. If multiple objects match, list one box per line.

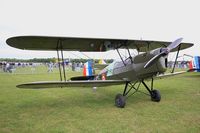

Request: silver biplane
left=6, top=36, right=193, bottom=108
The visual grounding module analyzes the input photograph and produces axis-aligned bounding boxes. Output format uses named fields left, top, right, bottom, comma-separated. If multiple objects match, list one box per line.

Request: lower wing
left=154, top=71, right=186, bottom=79
left=16, top=71, right=187, bottom=89
left=17, top=80, right=127, bottom=89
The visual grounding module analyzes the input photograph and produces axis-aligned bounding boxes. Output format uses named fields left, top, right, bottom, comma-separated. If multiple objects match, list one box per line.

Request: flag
left=83, top=61, right=93, bottom=76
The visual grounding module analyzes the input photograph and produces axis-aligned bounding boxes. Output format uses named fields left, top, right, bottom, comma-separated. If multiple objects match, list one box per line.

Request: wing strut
left=116, top=45, right=134, bottom=66
left=61, top=44, right=66, bottom=81
left=126, top=46, right=133, bottom=63
left=57, top=47, right=62, bottom=81
left=117, top=49, right=126, bottom=66
left=56, top=39, right=66, bottom=81
left=171, top=44, right=181, bottom=73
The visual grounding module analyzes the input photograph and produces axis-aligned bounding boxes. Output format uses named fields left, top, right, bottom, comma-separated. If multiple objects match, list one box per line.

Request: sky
left=0, top=0, right=199, bottom=60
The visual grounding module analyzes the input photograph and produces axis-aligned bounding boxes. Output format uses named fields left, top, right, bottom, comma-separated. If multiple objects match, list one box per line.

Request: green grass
left=0, top=66, right=200, bottom=133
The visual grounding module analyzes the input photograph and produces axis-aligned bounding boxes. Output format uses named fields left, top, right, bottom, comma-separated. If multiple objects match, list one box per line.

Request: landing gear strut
left=115, top=78, right=161, bottom=108
left=141, top=79, right=161, bottom=102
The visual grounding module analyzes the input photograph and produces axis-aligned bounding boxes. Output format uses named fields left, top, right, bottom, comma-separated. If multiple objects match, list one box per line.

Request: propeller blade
left=144, top=38, right=183, bottom=69
left=144, top=52, right=165, bottom=69
left=167, top=38, right=183, bottom=51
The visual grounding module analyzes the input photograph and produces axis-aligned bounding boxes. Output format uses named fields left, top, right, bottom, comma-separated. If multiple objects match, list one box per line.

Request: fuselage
left=98, top=48, right=168, bottom=82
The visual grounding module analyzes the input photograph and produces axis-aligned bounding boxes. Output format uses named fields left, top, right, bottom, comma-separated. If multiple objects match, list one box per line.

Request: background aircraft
left=6, top=36, right=193, bottom=108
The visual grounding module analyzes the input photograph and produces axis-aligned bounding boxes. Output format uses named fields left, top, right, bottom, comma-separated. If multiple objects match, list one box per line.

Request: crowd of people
left=46, top=61, right=84, bottom=73
left=167, top=61, right=190, bottom=69
left=0, top=61, right=86, bottom=73
left=0, top=62, right=17, bottom=73
left=0, top=62, right=38, bottom=73
left=0, top=60, right=192, bottom=74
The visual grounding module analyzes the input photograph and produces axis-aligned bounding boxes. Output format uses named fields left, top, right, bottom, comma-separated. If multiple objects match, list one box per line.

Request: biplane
left=6, top=36, right=193, bottom=108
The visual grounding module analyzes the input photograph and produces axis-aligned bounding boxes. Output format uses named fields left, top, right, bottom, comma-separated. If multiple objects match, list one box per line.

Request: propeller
left=144, top=38, right=183, bottom=69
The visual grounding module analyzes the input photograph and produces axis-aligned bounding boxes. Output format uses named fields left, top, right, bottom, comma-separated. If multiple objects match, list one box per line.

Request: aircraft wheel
left=151, top=89, right=161, bottom=102
left=115, top=94, right=126, bottom=108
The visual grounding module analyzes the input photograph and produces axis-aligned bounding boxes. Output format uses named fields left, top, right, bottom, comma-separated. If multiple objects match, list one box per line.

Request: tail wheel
left=151, top=89, right=161, bottom=102
left=115, top=94, right=126, bottom=108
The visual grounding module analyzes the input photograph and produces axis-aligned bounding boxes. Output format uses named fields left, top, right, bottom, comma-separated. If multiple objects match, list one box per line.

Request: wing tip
left=16, top=84, right=29, bottom=89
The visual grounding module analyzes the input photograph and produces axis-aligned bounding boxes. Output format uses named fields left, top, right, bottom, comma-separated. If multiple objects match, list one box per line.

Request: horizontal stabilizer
left=17, top=80, right=127, bottom=89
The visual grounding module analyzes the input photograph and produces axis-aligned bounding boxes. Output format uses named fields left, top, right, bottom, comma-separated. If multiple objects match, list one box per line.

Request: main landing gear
left=115, top=78, right=161, bottom=108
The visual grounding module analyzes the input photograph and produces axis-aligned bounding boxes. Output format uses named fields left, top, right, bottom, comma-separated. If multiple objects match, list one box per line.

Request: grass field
left=0, top=66, right=200, bottom=133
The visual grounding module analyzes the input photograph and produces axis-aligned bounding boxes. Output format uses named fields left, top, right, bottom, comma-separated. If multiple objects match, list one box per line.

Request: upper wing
left=6, top=36, right=193, bottom=52
left=17, top=80, right=127, bottom=89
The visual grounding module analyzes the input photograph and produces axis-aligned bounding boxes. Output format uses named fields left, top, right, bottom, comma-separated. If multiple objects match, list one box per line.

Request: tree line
left=0, top=58, right=114, bottom=64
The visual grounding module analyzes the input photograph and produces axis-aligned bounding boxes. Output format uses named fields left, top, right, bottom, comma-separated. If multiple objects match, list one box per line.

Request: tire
left=151, top=89, right=161, bottom=102
left=115, top=94, right=126, bottom=108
